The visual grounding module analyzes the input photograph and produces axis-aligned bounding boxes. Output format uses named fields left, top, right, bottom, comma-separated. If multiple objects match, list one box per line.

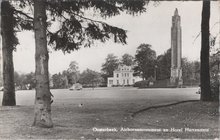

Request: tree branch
left=63, top=9, right=127, bottom=31
left=13, top=9, right=34, bottom=20
left=192, top=32, right=201, bottom=45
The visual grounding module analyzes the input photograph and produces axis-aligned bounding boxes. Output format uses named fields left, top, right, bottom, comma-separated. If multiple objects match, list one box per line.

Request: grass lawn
left=0, top=88, right=219, bottom=139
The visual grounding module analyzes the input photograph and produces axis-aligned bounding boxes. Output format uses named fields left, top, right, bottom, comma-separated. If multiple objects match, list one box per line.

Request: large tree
left=134, top=44, right=156, bottom=80
left=67, top=61, right=80, bottom=85
left=209, top=54, right=219, bottom=100
left=14, top=72, right=36, bottom=90
left=1, top=0, right=33, bottom=105
left=79, top=69, right=103, bottom=88
left=1, top=1, right=18, bottom=106
left=31, top=0, right=149, bottom=127
left=101, top=53, right=119, bottom=83
left=156, top=48, right=171, bottom=80
left=200, top=0, right=212, bottom=101
left=181, top=58, right=200, bottom=86
left=121, top=53, right=135, bottom=66
left=52, top=73, right=66, bottom=89
left=32, top=0, right=53, bottom=127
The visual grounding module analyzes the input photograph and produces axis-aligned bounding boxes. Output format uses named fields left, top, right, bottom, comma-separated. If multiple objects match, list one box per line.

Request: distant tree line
left=101, top=44, right=201, bottom=86
left=14, top=72, right=36, bottom=90
left=51, top=61, right=104, bottom=89
left=13, top=43, right=217, bottom=96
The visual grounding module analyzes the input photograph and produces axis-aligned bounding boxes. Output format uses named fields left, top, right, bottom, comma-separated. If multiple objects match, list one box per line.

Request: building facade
left=170, top=8, right=183, bottom=86
left=107, top=65, right=142, bottom=87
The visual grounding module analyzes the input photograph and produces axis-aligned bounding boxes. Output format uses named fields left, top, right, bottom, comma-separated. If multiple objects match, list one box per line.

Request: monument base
left=170, top=77, right=183, bottom=87
left=170, top=67, right=183, bottom=87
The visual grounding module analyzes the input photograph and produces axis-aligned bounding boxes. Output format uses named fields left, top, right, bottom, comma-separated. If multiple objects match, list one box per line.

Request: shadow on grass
left=131, top=100, right=200, bottom=118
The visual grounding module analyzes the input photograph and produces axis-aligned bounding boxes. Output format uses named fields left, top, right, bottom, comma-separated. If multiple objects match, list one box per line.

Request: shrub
left=210, top=76, right=219, bottom=101
left=133, top=80, right=149, bottom=88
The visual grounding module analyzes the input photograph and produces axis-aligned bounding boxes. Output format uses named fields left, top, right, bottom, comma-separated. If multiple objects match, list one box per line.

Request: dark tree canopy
left=181, top=58, right=200, bottom=86
left=1, top=1, right=19, bottom=50
left=121, top=53, right=135, bottom=66
left=10, top=0, right=150, bottom=53
left=78, top=69, right=103, bottom=87
left=101, top=53, right=119, bottom=77
left=134, top=44, right=156, bottom=80
left=156, top=48, right=171, bottom=80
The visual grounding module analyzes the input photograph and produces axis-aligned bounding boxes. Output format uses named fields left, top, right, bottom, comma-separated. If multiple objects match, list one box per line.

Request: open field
left=0, top=87, right=219, bottom=139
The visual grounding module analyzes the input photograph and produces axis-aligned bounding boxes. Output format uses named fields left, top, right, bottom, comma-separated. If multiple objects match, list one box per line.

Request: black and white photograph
left=0, top=0, right=219, bottom=139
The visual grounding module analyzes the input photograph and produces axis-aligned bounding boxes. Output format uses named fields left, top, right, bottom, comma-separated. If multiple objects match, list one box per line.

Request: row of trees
left=15, top=50, right=201, bottom=89
left=51, top=61, right=104, bottom=89
left=0, top=0, right=218, bottom=128
left=52, top=53, right=135, bottom=89
left=101, top=44, right=201, bottom=85
left=14, top=72, right=36, bottom=90
left=52, top=61, right=80, bottom=89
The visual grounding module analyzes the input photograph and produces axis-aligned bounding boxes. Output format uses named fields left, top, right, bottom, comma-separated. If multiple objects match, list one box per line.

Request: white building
left=107, top=65, right=142, bottom=87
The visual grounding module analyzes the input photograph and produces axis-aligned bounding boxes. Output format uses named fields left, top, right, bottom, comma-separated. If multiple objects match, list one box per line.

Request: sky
left=12, top=1, right=220, bottom=74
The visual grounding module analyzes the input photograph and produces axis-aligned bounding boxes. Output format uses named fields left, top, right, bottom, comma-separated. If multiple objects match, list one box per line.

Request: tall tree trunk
left=200, top=0, right=212, bottom=101
left=0, top=0, right=3, bottom=88
left=33, top=0, right=53, bottom=128
left=1, top=1, right=16, bottom=106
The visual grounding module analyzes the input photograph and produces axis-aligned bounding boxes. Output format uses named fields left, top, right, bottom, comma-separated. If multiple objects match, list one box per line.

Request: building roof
left=114, top=64, right=133, bottom=72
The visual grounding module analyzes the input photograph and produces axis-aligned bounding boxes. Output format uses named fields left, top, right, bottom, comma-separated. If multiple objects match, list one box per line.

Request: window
left=127, top=79, right=129, bottom=85
left=117, top=80, right=119, bottom=85
left=117, top=74, right=119, bottom=78
left=109, top=80, right=113, bottom=84
left=123, top=80, right=125, bottom=84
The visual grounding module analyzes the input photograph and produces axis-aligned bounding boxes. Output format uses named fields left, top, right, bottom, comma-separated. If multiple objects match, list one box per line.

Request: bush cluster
left=210, top=77, right=219, bottom=101
left=133, top=80, right=149, bottom=88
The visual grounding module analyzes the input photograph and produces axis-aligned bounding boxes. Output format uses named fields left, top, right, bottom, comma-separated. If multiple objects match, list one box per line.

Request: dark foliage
left=182, top=58, right=200, bottom=86
left=10, top=0, right=150, bottom=53
left=1, top=1, right=19, bottom=51
left=52, top=73, right=67, bottom=89
left=14, top=72, right=36, bottom=90
left=78, top=69, right=103, bottom=87
left=121, top=53, right=135, bottom=66
left=156, top=48, right=171, bottom=80
left=133, top=80, right=149, bottom=88
left=134, top=44, right=156, bottom=80
left=101, top=53, right=119, bottom=76
left=210, top=55, right=219, bottom=101
left=44, top=0, right=149, bottom=53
